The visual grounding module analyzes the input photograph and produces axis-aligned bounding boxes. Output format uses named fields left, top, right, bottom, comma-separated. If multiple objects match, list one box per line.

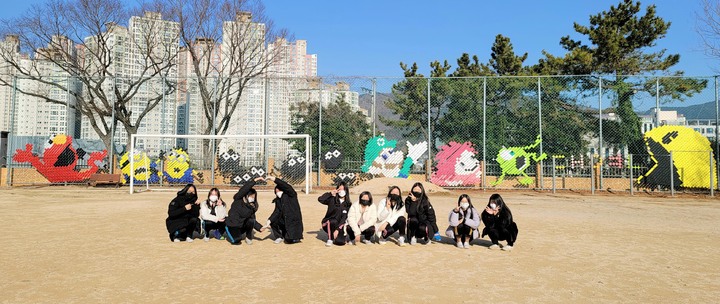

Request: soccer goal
left=128, top=134, right=312, bottom=194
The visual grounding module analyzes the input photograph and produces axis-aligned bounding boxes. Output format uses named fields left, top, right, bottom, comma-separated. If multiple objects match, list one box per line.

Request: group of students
left=165, top=177, right=518, bottom=250
left=319, top=181, right=518, bottom=250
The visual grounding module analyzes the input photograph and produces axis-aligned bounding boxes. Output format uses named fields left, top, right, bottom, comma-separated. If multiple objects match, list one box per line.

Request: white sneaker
left=375, top=230, right=384, bottom=239
left=203, top=237, right=209, bottom=242
left=463, top=242, right=470, bottom=249
left=362, top=239, right=372, bottom=245
left=245, top=238, right=253, bottom=245
left=456, top=241, right=463, bottom=248
left=410, top=237, right=417, bottom=245
left=398, top=236, right=406, bottom=247
left=325, top=239, right=333, bottom=247
left=185, top=237, right=193, bottom=243
left=502, top=245, right=513, bottom=251
left=489, top=244, right=499, bottom=250
left=378, top=238, right=387, bottom=245
left=173, top=238, right=181, bottom=243
left=274, top=238, right=284, bottom=244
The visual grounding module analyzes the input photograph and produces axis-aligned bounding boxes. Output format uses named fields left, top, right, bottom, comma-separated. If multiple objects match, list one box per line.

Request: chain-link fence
left=1, top=74, right=718, bottom=195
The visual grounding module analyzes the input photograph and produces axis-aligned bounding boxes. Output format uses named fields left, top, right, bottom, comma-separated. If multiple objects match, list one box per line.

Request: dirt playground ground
left=1, top=186, right=719, bottom=303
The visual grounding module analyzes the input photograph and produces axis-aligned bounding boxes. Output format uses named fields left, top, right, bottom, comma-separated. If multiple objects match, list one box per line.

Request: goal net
left=128, top=134, right=311, bottom=194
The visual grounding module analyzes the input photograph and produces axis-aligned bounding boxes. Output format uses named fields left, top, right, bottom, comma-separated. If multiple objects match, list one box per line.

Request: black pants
left=170, top=217, right=199, bottom=241
left=322, top=219, right=345, bottom=242
left=203, top=220, right=226, bottom=238
left=226, top=219, right=259, bottom=244
left=347, top=226, right=376, bottom=243
left=453, top=223, right=472, bottom=242
left=270, top=220, right=286, bottom=240
left=407, top=217, right=431, bottom=240
left=484, top=223, right=518, bottom=246
left=380, top=216, right=407, bottom=239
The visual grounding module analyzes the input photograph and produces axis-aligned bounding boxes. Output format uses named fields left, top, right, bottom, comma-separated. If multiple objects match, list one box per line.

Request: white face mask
left=247, top=197, right=255, bottom=203
left=209, top=195, right=218, bottom=202
left=460, top=202, right=470, bottom=210
left=338, top=190, right=346, bottom=197
left=276, top=191, right=283, bottom=199
left=489, top=203, right=497, bottom=210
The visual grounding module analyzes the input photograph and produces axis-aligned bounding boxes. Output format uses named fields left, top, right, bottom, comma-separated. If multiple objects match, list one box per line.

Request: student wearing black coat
left=404, top=182, right=440, bottom=245
left=481, top=193, right=519, bottom=251
left=225, top=177, right=266, bottom=245
left=265, top=176, right=304, bottom=244
left=166, top=184, right=201, bottom=242
left=318, top=181, right=352, bottom=247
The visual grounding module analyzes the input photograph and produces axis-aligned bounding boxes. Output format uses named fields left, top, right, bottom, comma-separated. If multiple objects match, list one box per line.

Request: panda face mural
left=232, top=166, right=266, bottom=185
left=332, top=172, right=358, bottom=186
left=280, top=156, right=307, bottom=184
left=323, top=148, right=344, bottom=170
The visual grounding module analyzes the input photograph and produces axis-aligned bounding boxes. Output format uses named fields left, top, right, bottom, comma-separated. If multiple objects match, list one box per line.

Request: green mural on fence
left=361, top=135, right=427, bottom=178
left=492, top=136, right=547, bottom=186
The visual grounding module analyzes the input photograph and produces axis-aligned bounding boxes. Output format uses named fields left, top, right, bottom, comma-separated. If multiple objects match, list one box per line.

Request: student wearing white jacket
left=200, top=188, right=228, bottom=241
left=346, top=191, right=378, bottom=245
left=445, top=194, right=480, bottom=249
left=375, top=186, right=407, bottom=246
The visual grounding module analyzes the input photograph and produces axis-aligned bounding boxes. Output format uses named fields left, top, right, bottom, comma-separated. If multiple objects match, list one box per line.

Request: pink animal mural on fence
left=431, top=141, right=482, bottom=186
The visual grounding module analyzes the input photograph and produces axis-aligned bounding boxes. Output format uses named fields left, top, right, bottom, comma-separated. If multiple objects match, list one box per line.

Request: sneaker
left=245, top=238, right=253, bottom=245
left=274, top=238, right=284, bottom=244
left=398, top=236, right=406, bottom=247
left=456, top=241, right=463, bottom=248
left=185, top=237, right=194, bottom=243
left=463, top=242, right=470, bottom=249
left=203, top=237, right=209, bottom=242
left=173, top=238, right=181, bottom=243
left=362, top=239, right=372, bottom=245
left=378, top=238, right=387, bottom=245
left=213, top=230, right=222, bottom=240
left=325, top=239, right=333, bottom=247
left=489, top=244, right=499, bottom=250
left=502, top=245, right=513, bottom=251
left=375, top=230, right=384, bottom=239
left=410, top=237, right=417, bottom=245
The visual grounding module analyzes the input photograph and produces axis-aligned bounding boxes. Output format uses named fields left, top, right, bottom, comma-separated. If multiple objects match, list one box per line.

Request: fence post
left=426, top=77, right=432, bottom=182
left=372, top=78, right=377, bottom=137
left=318, top=82, right=323, bottom=187
left=553, top=156, right=555, bottom=193
left=715, top=76, right=719, bottom=186
left=670, top=152, right=674, bottom=197
left=710, top=150, right=714, bottom=197
left=629, top=154, right=634, bottom=196
left=482, top=77, right=487, bottom=190
left=598, top=77, right=603, bottom=190
left=6, top=76, right=17, bottom=186
left=538, top=77, right=543, bottom=189
left=590, top=155, right=595, bottom=195
left=109, top=77, right=116, bottom=174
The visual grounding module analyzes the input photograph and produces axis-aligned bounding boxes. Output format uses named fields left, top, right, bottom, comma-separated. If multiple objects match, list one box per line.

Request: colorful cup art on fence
left=638, top=125, right=717, bottom=189
left=492, top=136, right=547, bottom=187
left=431, top=141, right=482, bottom=187
left=13, top=134, right=107, bottom=183
left=163, top=148, right=195, bottom=184
left=361, top=135, right=428, bottom=178
left=119, top=149, right=160, bottom=184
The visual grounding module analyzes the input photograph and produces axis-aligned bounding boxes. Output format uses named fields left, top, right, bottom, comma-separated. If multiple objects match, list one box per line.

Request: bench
left=88, top=173, right=122, bottom=187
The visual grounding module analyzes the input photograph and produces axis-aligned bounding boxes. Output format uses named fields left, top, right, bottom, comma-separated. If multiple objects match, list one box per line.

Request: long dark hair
left=410, top=182, right=429, bottom=212
left=387, top=185, right=403, bottom=211
left=458, top=194, right=475, bottom=220
left=335, top=181, right=351, bottom=208
left=206, top=188, right=225, bottom=207
left=488, top=193, right=512, bottom=223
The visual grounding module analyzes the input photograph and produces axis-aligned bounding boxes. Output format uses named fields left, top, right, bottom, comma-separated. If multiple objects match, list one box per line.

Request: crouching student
left=346, top=191, right=378, bottom=245
left=375, top=186, right=407, bottom=246
left=481, top=194, right=519, bottom=251
left=166, top=184, right=200, bottom=242
left=318, top=182, right=352, bottom=246
left=225, top=177, right=265, bottom=245
left=200, top=188, right=227, bottom=241
left=264, top=176, right=304, bottom=244
left=446, top=194, right=480, bottom=249
left=405, top=182, right=440, bottom=245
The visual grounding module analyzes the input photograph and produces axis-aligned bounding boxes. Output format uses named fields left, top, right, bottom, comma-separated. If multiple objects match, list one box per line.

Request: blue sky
left=0, top=0, right=716, bottom=77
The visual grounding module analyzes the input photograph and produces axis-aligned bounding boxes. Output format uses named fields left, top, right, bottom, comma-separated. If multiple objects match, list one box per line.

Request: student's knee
left=396, top=216, right=406, bottom=225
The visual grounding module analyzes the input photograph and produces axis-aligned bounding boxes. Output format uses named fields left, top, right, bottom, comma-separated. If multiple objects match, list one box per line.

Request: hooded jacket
left=268, top=178, right=304, bottom=240
left=226, top=180, right=262, bottom=231
left=166, top=185, right=200, bottom=235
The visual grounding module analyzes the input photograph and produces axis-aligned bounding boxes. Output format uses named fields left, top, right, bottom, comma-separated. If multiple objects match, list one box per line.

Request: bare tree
left=174, top=0, right=289, bottom=164
left=0, top=0, right=179, bottom=156
left=698, top=0, right=720, bottom=63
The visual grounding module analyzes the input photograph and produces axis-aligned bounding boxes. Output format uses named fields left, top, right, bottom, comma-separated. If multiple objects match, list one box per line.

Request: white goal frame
left=129, top=134, right=312, bottom=194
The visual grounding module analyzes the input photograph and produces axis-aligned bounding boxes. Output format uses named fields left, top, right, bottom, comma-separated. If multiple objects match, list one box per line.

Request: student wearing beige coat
left=346, top=191, right=378, bottom=245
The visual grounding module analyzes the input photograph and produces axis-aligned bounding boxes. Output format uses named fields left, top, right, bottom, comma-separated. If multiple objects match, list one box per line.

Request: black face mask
left=184, top=192, right=198, bottom=203
left=360, top=199, right=371, bottom=206
left=412, top=191, right=423, bottom=199
left=389, top=194, right=402, bottom=205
